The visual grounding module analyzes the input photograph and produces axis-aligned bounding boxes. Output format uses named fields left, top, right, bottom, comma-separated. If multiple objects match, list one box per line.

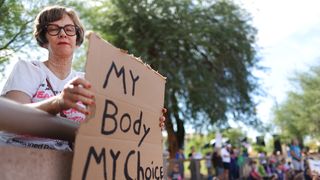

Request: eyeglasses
left=45, top=24, right=78, bottom=36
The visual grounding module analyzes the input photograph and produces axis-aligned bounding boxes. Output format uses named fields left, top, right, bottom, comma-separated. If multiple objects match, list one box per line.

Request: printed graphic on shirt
left=32, top=81, right=85, bottom=122
left=0, top=132, right=72, bottom=151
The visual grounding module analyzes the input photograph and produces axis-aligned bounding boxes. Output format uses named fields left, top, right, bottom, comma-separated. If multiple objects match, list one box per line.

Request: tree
left=222, top=128, right=246, bottom=147
left=273, top=65, right=320, bottom=142
left=76, top=0, right=261, bottom=157
left=0, top=0, right=35, bottom=67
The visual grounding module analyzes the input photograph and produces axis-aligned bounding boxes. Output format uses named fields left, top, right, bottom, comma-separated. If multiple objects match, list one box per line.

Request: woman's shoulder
left=1, top=60, right=46, bottom=97
left=14, top=59, right=37, bottom=66
left=13, top=60, right=44, bottom=71
left=11, top=60, right=45, bottom=76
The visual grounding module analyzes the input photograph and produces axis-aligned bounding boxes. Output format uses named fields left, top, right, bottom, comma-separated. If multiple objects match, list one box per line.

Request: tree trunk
left=175, top=115, right=185, bottom=149
left=166, top=92, right=186, bottom=158
left=166, top=111, right=178, bottom=159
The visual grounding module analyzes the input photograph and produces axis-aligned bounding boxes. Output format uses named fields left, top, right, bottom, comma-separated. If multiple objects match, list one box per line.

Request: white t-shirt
left=0, top=60, right=85, bottom=151
left=1, top=60, right=85, bottom=122
left=221, top=147, right=231, bottom=163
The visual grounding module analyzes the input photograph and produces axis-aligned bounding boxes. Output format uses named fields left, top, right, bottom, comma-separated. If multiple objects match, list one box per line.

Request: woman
left=1, top=5, right=165, bottom=150
left=2, top=6, right=92, bottom=121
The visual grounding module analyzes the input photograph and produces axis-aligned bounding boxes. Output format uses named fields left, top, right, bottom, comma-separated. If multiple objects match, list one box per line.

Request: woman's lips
left=57, top=42, right=70, bottom=45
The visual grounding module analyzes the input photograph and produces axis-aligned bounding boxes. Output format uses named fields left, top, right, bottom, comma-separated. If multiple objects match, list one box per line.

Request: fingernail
left=85, top=111, right=90, bottom=115
left=88, top=84, right=92, bottom=88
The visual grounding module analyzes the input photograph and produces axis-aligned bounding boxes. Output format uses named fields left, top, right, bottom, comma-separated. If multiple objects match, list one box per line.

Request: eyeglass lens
left=46, top=24, right=77, bottom=36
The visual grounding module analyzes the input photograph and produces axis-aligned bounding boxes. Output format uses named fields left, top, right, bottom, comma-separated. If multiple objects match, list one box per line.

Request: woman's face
left=45, top=14, right=78, bottom=58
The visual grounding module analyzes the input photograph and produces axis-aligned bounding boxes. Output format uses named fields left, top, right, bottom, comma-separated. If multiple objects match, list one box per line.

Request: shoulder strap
left=45, top=78, right=67, bottom=118
left=46, top=78, right=56, bottom=96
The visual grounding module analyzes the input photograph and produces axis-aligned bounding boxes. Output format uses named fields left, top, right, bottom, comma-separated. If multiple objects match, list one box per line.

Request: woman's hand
left=159, top=108, right=167, bottom=130
left=57, top=77, right=95, bottom=115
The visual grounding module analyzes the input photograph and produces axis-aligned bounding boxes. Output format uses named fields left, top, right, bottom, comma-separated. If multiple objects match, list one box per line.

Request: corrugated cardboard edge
left=85, top=32, right=167, bottom=81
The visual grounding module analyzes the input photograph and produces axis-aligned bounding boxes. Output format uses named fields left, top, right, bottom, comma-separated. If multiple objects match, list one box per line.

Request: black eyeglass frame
left=45, top=24, right=79, bottom=36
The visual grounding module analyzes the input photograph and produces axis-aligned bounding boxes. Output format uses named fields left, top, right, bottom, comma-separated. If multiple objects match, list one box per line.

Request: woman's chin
left=55, top=49, right=75, bottom=58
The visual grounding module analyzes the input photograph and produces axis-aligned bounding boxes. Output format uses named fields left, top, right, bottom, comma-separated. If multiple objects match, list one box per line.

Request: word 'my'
left=103, top=61, right=140, bottom=96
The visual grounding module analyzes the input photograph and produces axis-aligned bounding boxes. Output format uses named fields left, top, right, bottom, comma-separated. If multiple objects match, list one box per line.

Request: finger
left=62, top=86, right=95, bottom=110
left=77, top=104, right=90, bottom=115
left=70, top=85, right=95, bottom=99
left=162, top=108, right=167, bottom=114
left=65, top=100, right=90, bottom=115
left=67, top=93, right=95, bottom=106
left=159, top=116, right=166, bottom=123
left=85, top=102, right=96, bottom=121
left=70, top=77, right=92, bottom=89
left=159, top=122, right=165, bottom=131
left=159, top=122, right=165, bottom=127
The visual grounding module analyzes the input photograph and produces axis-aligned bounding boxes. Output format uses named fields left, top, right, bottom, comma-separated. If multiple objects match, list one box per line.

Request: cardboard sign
left=71, top=33, right=166, bottom=180
left=215, top=132, right=222, bottom=148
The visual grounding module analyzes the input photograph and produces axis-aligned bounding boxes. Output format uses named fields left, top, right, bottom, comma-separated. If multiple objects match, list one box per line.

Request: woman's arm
left=4, top=90, right=32, bottom=104
left=5, top=77, right=164, bottom=130
left=4, top=77, right=95, bottom=116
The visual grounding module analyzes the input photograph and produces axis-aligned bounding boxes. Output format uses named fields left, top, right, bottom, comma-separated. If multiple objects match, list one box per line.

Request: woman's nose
left=58, top=28, right=67, bottom=38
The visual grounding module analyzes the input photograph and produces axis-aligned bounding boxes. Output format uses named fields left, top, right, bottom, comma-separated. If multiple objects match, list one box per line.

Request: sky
left=234, top=0, right=320, bottom=137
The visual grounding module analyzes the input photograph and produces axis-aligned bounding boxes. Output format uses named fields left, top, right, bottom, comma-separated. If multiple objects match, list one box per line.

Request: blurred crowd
left=167, top=138, right=320, bottom=180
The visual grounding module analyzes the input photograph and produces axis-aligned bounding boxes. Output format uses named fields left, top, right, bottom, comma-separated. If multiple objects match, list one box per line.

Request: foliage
left=222, top=128, right=246, bottom=147
left=184, top=133, right=213, bottom=157
left=305, top=139, right=320, bottom=153
left=0, top=0, right=34, bottom=65
left=76, top=0, right=261, bottom=128
left=251, top=144, right=266, bottom=153
left=273, top=65, right=320, bottom=140
left=71, top=0, right=263, bottom=158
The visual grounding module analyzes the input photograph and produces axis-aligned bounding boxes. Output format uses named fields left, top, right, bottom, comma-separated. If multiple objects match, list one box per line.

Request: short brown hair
left=33, top=5, right=85, bottom=47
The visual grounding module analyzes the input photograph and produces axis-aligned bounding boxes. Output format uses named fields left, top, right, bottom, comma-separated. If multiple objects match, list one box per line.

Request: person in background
left=230, top=147, right=240, bottom=180
left=258, top=151, right=267, bottom=169
left=221, top=144, right=231, bottom=180
left=267, top=154, right=277, bottom=176
left=0, top=5, right=166, bottom=151
left=168, top=162, right=182, bottom=180
left=211, top=147, right=224, bottom=179
left=175, top=148, right=186, bottom=179
left=257, top=161, right=267, bottom=178
left=290, top=138, right=303, bottom=174
left=249, top=160, right=262, bottom=180
left=237, top=145, right=249, bottom=178
left=205, top=151, right=213, bottom=180
left=188, top=146, right=202, bottom=180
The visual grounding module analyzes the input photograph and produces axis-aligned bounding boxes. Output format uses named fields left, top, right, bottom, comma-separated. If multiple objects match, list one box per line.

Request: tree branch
left=0, top=19, right=33, bottom=51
